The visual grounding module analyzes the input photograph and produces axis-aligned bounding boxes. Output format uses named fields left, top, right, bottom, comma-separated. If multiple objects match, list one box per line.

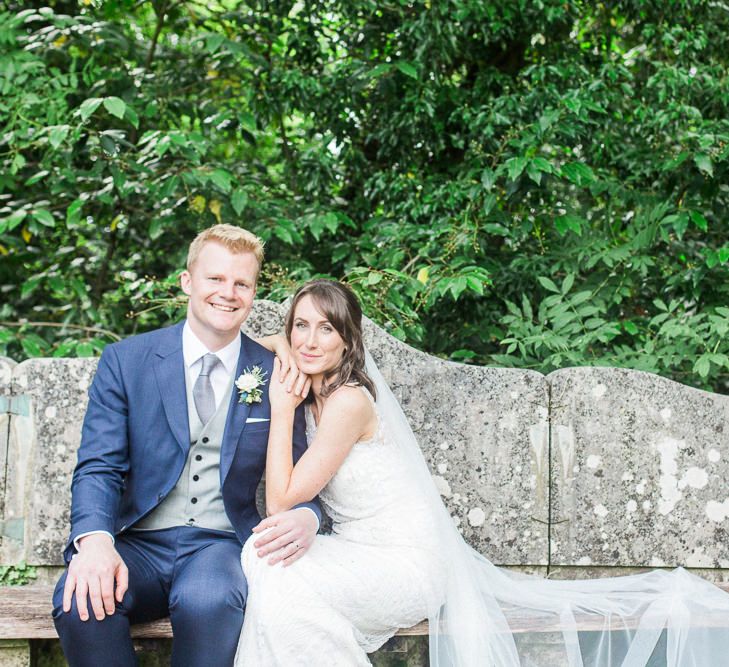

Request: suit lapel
left=220, top=333, right=262, bottom=483
left=152, top=322, right=190, bottom=455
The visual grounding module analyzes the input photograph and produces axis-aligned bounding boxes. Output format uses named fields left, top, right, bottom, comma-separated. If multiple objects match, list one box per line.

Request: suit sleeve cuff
left=73, top=530, right=115, bottom=552
left=296, top=506, right=320, bottom=531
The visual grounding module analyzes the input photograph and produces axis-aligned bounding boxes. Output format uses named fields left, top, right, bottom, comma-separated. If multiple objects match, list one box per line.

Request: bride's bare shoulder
left=320, top=385, right=376, bottom=429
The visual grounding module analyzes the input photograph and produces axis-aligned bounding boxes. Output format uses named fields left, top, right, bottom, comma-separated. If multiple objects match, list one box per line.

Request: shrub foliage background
left=0, top=0, right=727, bottom=393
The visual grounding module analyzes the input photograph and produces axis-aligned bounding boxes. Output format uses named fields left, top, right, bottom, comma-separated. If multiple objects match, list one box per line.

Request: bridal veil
left=364, top=351, right=729, bottom=666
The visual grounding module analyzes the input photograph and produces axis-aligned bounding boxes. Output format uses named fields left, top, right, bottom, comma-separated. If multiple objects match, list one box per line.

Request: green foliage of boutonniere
left=235, top=365, right=267, bottom=404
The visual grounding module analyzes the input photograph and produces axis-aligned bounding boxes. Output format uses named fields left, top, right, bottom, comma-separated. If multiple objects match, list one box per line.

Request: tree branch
left=0, top=321, right=121, bottom=341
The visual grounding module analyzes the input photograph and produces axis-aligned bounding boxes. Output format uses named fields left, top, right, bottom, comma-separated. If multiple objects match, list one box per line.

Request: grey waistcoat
left=135, top=372, right=235, bottom=532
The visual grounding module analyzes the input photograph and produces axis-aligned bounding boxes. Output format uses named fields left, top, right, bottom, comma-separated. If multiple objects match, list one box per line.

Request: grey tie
left=193, top=353, right=220, bottom=425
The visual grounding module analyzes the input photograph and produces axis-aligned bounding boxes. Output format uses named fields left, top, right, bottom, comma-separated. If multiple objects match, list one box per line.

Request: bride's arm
left=264, top=360, right=375, bottom=516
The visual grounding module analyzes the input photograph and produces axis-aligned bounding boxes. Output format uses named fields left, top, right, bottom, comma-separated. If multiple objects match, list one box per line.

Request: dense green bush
left=0, top=1, right=727, bottom=392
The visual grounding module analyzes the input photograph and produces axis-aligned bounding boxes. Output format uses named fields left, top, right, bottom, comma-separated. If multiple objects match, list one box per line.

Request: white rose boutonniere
left=235, top=365, right=268, bottom=405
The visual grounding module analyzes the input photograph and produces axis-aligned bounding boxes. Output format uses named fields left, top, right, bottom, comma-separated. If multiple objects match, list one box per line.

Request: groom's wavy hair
left=187, top=224, right=265, bottom=276
left=285, top=280, right=376, bottom=400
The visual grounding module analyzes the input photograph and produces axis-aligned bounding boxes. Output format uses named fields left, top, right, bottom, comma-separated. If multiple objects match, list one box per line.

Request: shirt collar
left=182, top=321, right=240, bottom=375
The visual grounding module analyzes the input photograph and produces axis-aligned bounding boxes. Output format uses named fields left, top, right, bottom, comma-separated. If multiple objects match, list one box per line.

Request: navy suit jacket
left=64, top=321, right=319, bottom=562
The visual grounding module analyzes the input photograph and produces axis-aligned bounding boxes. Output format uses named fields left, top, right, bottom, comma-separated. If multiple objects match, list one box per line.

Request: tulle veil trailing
left=364, top=351, right=729, bottom=666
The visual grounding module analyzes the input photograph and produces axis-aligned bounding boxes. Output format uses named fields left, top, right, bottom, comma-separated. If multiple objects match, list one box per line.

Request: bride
left=237, top=279, right=729, bottom=666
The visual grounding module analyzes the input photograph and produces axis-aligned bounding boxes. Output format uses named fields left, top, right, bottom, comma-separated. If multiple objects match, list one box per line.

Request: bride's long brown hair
left=285, top=280, right=376, bottom=400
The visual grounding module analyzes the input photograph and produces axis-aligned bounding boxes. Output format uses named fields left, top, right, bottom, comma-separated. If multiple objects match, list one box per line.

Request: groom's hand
left=63, top=533, right=129, bottom=621
left=252, top=507, right=318, bottom=567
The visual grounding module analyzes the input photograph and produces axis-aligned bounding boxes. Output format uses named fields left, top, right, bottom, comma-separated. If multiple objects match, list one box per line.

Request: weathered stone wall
left=0, top=358, right=97, bottom=566
left=0, top=357, right=16, bottom=537
left=549, top=367, right=729, bottom=578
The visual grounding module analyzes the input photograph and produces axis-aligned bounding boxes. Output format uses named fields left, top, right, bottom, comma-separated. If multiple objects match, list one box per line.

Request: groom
left=52, top=224, right=321, bottom=666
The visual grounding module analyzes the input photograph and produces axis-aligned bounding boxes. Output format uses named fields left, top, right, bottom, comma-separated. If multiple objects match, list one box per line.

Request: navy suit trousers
left=52, top=526, right=247, bottom=667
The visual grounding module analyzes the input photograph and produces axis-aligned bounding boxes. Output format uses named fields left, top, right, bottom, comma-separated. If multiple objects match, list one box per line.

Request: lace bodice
left=304, top=392, right=434, bottom=544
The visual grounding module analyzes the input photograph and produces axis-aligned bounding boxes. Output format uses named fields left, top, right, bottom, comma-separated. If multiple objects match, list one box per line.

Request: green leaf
left=368, top=63, right=392, bottom=78
left=538, top=109, right=560, bottom=132
left=538, top=276, right=560, bottom=293
left=103, top=96, right=126, bottom=119
left=466, top=275, right=485, bottom=295
left=159, top=175, right=179, bottom=199
left=21, top=276, right=41, bottom=298
left=239, top=112, right=257, bottom=134
left=25, top=170, right=49, bottom=186
left=521, top=294, right=533, bottom=319
left=554, top=215, right=583, bottom=236
left=77, top=97, right=103, bottom=121
left=231, top=188, right=248, bottom=215
left=48, top=125, right=70, bottom=149
left=689, top=211, right=708, bottom=231
left=366, top=272, right=383, bottom=286
left=75, top=341, right=95, bottom=357
left=694, top=154, right=713, bottom=177
left=661, top=151, right=690, bottom=171
left=449, top=276, right=468, bottom=299
left=273, top=224, right=293, bottom=244
left=0, top=210, right=26, bottom=233
left=673, top=212, right=689, bottom=240
left=481, top=168, right=496, bottom=191
left=561, top=162, right=596, bottom=185
left=322, top=212, right=339, bottom=234
left=21, top=338, right=42, bottom=358
left=100, top=134, right=117, bottom=156
left=450, top=348, right=477, bottom=361
left=210, top=169, right=233, bottom=193
left=694, top=355, right=711, bottom=378
left=125, top=106, right=139, bottom=128
left=32, top=209, right=55, bottom=227
left=66, top=199, right=83, bottom=227
left=395, top=61, right=417, bottom=79
left=149, top=218, right=164, bottom=240
left=206, top=33, right=225, bottom=53
left=525, top=161, right=542, bottom=185
left=531, top=157, right=553, bottom=173
left=561, top=273, right=575, bottom=294
left=505, top=156, right=528, bottom=181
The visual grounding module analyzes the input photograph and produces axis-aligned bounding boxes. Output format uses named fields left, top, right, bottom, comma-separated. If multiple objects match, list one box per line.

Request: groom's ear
left=180, top=270, right=192, bottom=296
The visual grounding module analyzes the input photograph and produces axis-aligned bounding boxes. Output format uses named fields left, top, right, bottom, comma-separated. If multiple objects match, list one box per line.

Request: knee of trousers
left=51, top=573, right=121, bottom=639
left=52, top=570, right=130, bottom=636
left=169, top=580, right=246, bottom=625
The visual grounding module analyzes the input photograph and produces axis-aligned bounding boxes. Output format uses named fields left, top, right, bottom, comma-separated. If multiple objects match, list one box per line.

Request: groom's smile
left=180, top=240, right=259, bottom=351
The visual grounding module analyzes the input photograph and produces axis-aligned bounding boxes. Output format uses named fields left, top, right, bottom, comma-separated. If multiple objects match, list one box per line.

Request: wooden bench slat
left=4, top=583, right=729, bottom=641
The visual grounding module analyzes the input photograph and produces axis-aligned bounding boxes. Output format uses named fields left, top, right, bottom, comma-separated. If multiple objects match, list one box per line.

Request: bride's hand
left=257, top=333, right=308, bottom=395
left=269, top=357, right=311, bottom=412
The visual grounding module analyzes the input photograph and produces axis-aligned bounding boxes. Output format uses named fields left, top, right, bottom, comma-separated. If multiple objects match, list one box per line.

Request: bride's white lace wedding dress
left=235, top=390, right=444, bottom=665
left=235, top=360, right=729, bottom=666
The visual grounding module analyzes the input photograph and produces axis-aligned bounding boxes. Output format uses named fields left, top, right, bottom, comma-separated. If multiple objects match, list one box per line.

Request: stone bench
left=1, top=300, right=729, bottom=665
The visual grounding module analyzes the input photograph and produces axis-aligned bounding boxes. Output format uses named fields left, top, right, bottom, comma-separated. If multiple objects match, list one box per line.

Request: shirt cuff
left=296, top=506, right=320, bottom=531
left=73, top=530, right=115, bottom=551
